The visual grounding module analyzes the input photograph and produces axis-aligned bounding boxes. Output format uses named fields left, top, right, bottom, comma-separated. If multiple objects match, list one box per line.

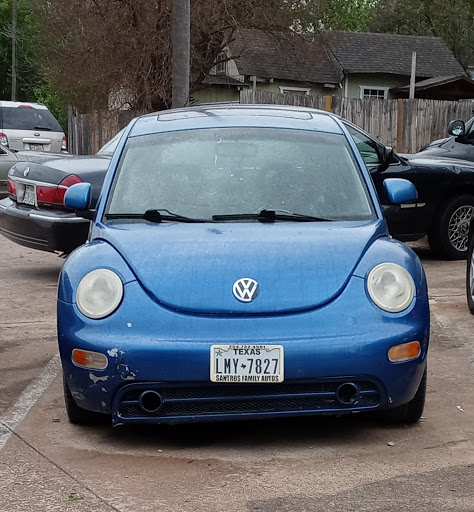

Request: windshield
left=0, top=106, right=63, bottom=132
left=98, top=129, right=124, bottom=156
left=106, top=128, right=375, bottom=221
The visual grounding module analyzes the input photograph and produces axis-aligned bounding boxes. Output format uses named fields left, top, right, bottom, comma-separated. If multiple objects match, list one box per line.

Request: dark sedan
left=344, top=121, right=474, bottom=260
left=417, top=116, right=474, bottom=162
left=0, top=132, right=121, bottom=253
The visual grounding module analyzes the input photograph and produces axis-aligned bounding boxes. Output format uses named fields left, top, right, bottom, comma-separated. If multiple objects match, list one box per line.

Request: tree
left=0, top=0, right=41, bottom=100
left=370, top=0, right=474, bottom=69
left=33, top=0, right=296, bottom=112
left=293, top=0, right=376, bottom=32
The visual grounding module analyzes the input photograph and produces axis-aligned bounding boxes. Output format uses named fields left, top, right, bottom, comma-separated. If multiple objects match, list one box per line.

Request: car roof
left=0, top=101, right=48, bottom=110
left=130, top=104, right=344, bottom=137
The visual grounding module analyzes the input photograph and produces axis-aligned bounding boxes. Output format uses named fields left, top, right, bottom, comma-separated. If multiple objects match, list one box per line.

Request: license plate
left=21, top=184, right=36, bottom=205
left=29, top=143, right=43, bottom=151
left=210, top=345, right=284, bottom=383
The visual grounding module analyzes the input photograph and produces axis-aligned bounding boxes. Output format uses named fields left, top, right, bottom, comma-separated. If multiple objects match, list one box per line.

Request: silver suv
left=0, top=101, right=66, bottom=152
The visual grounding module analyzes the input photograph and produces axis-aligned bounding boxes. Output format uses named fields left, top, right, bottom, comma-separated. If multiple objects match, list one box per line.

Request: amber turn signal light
left=388, top=341, right=421, bottom=362
left=72, top=348, right=108, bottom=370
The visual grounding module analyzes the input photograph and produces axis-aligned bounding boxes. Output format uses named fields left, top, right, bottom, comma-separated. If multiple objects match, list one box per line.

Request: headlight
left=367, top=263, right=415, bottom=313
left=76, top=269, right=123, bottom=319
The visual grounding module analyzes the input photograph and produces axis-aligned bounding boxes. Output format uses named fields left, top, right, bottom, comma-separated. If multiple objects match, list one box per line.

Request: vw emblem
left=233, top=278, right=259, bottom=303
left=23, top=166, right=30, bottom=177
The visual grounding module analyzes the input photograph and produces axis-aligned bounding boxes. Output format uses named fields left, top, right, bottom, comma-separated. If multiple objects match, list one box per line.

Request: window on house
left=215, top=53, right=227, bottom=74
left=279, top=86, right=311, bottom=96
left=360, top=87, right=388, bottom=100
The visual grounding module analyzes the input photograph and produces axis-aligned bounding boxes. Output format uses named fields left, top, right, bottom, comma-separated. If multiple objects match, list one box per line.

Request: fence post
left=396, top=99, right=404, bottom=153
left=325, top=95, right=332, bottom=112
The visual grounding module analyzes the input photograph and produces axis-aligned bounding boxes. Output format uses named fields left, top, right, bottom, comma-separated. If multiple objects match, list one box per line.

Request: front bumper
left=58, top=276, right=430, bottom=425
left=0, top=198, right=89, bottom=252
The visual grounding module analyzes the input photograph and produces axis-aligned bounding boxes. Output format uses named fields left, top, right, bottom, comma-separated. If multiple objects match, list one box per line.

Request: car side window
left=344, top=123, right=382, bottom=165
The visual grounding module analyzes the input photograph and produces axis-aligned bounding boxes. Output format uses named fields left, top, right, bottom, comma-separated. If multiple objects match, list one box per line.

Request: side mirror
left=64, top=183, right=94, bottom=219
left=382, top=147, right=398, bottom=165
left=383, top=178, right=417, bottom=205
left=448, top=120, right=465, bottom=137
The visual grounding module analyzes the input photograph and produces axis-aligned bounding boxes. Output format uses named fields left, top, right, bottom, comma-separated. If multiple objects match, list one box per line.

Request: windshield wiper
left=212, top=209, right=332, bottom=222
left=105, top=209, right=207, bottom=223
left=33, top=126, right=52, bottom=131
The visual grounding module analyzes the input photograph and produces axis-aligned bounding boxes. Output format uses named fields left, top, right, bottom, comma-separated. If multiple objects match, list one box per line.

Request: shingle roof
left=227, top=29, right=465, bottom=83
left=203, top=75, right=247, bottom=86
left=392, top=75, right=473, bottom=91
left=323, top=31, right=465, bottom=78
left=228, top=28, right=343, bottom=84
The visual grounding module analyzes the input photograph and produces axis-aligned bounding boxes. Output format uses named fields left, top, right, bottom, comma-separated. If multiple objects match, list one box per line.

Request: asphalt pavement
left=0, top=237, right=473, bottom=511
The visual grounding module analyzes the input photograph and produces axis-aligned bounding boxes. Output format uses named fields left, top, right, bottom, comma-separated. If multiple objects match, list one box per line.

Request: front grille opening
left=116, top=380, right=380, bottom=420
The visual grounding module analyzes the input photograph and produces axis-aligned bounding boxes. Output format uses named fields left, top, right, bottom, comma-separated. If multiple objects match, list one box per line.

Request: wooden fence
left=239, top=90, right=474, bottom=154
left=68, top=108, right=144, bottom=155
left=68, top=92, right=474, bottom=154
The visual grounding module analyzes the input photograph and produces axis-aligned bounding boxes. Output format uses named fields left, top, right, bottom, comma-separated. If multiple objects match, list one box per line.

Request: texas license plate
left=30, top=143, right=44, bottom=151
left=21, top=184, right=36, bottom=206
left=210, top=345, right=284, bottom=383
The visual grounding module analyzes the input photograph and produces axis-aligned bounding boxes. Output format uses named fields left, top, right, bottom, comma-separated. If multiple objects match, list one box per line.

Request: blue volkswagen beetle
left=58, top=105, right=429, bottom=427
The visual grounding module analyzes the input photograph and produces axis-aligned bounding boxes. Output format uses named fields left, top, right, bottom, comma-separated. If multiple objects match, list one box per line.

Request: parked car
left=0, top=101, right=66, bottom=152
left=3, top=113, right=474, bottom=260
left=344, top=121, right=474, bottom=260
left=58, top=104, right=429, bottom=427
left=0, top=131, right=122, bottom=253
left=417, top=116, right=474, bottom=162
left=0, top=144, right=74, bottom=199
left=467, top=222, right=474, bottom=313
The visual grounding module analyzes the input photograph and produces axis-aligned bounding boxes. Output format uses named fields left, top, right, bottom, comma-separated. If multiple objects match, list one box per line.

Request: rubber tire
left=467, top=229, right=474, bottom=314
left=381, top=368, right=427, bottom=425
left=63, top=376, right=109, bottom=425
left=428, top=194, right=474, bottom=260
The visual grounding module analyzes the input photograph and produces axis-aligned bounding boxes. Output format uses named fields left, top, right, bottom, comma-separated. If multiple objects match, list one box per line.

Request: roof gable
left=228, top=28, right=343, bottom=84
left=226, top=29, right=465, bottom=83
left=323, top=31, right=465, bottom=78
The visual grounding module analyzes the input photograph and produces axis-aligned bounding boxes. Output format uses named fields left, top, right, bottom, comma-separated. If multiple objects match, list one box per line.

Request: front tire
left=63, top=376, right=109, bottom=425
left=428, top=194, right=474, bottom=260
left=467, top=229, right=474, bottom=313
left=381, top=368, right=427, bottom=425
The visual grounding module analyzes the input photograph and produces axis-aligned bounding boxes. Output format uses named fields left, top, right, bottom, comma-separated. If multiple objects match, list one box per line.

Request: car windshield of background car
left=97, top=129, right=125, bottom=156
left=106, top=128, right=376, bottom=222
left=464, top=118, right=474, bottom=140
left=0, top=107, right=63, bottom=132
left=344, top=124, right=381, bottom=165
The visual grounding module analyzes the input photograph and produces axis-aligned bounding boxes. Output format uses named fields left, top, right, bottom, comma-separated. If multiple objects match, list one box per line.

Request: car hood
left=404, top=154, right=474, bottom=171
left=101, top=220, right=386, bottom=315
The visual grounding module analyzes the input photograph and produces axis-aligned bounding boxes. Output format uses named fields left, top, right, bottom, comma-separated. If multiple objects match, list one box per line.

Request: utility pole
left=172, top=0, right=190, bottom=108
left=11, top=0, right=18, bottom=100
left=409, top=52, right=416, bottom=100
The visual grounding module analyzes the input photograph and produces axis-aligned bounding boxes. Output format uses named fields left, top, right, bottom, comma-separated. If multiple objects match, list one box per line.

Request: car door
left=343, top=122, right=431, bottom=241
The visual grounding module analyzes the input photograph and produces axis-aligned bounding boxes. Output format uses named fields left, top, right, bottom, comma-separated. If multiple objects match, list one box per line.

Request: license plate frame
left=29, top=143, right=44, bottom=152
left=19, top=183, right=36, bottom=206
left=210, top=344, right=284, bottom=383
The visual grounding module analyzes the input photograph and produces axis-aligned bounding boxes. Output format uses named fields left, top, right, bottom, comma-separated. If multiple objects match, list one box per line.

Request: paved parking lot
left=0, top=238, right=473, bottom=511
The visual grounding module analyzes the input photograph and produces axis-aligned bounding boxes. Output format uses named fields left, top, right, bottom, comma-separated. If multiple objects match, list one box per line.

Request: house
left=192, top=28, right=467, bottom=103
left=390, top=75, right=474, bottom=100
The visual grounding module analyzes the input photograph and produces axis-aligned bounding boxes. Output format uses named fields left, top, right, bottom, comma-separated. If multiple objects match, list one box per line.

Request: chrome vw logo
left=23, top=166, right=30, bottom=177
left=233, top=278, right=259, bottom=303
